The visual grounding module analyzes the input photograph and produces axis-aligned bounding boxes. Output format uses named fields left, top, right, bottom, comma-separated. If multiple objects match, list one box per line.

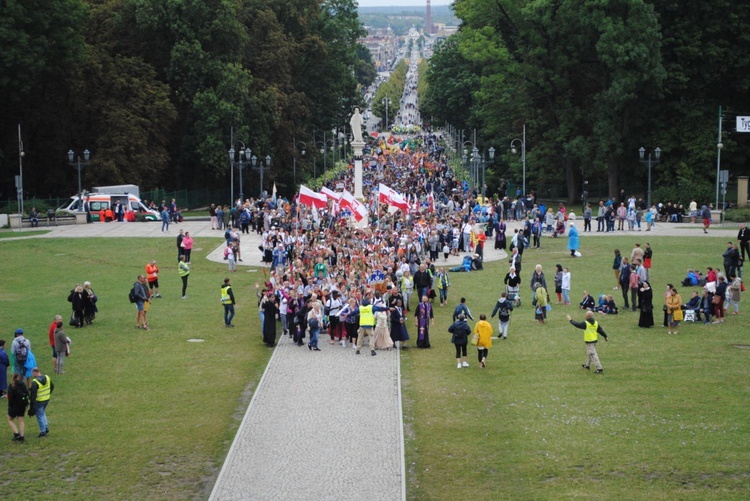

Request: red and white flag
left=378, top=183, right=409, bottom=213
left=320, top=186, right=342, bottom=202
left=298, top=185, right=328, bottom=209
left=341, top=190, right=368, bottom=222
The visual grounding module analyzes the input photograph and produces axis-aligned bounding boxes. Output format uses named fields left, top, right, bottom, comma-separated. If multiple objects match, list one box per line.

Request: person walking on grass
left=474, top=314, right=493, bottom=368
left=567, top=311, right=608, bottom=374
left=221, top=278, right=236, bottom=327
left=491, top=292, right=513, bottom=339
left=29, top=367, right=53, bottom=437
left=133, top=275, right=149, bottom=330
left=448, top=314, right=471, bottom=369
left=7, top=373, right=29, bottom=442
left=178, top=256, right=190, bottom=299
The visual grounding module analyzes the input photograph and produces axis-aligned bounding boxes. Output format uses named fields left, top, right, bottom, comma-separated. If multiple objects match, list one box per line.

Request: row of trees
left=0, top=0, right=376, bottom=202
left=421, top=0, right=750, bottom=203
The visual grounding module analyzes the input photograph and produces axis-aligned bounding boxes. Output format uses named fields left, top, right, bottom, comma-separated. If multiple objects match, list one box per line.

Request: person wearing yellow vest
left=29, top=367, right=54, bottom=438
left=221, top=278, right=236, bottom=327
left=354, top=298, right=388, bottom=356
left=567, top=311, right=609, bottom=374
left=145, top=259, right=161, bottom=298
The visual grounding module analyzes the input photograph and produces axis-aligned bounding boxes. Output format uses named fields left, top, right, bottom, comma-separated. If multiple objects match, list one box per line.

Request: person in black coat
left=67, top=284, right=85, bottom=328
left=261, top=292, right=279, bottom=347
left=448, top=314, right=472, bottom=369
left=638, top=281, right=654, bottom=328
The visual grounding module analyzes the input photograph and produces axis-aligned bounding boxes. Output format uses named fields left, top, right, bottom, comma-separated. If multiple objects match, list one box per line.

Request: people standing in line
left=145, top=260, right=161, bottom=298
left=67, top=284, right=85, bottom=328
left=176, top=229, right=185, bottom=263
left=638, top=281, right=654, bottom=328
left=7, top=373, right=29, bottom=442
left=54, top=319, right=69, bottom=374
left=567, top=222, right=579, bottom=257
left=182, top=232, right=194, bottom=264
left=133, top=275, right=149, bottom=329
left=415, top=295, right=435, bottom=348
left=665, top=287, right=683, bottom=334
left=474, top=314, right=493, bottom=368
left=221, top=278, right=236, bottom=327
left=567, top=311, right=608, bottom=374
left=178, top=256, right=190, bottom=299
left=491, top=292, right=513, bottom=339
left=0, top=340, right=8, bottom=398
left=28, top=367, right=53, bottom=437
left=448, top=313, right=471, bottom=368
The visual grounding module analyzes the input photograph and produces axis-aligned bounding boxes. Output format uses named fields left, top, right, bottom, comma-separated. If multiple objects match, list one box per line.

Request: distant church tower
left=426, top=0, right=432, bottom=34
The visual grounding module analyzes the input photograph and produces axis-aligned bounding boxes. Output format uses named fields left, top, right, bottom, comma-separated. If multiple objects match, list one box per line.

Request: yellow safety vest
left=34, top=376, right=52, bottom=402
left=178, top=262, right=190, bottom=277
left=221, top=285, right=232, bottom=304
left=359, top=305, right=374, bottom=327
left=584, top=320, right=599, bottom=343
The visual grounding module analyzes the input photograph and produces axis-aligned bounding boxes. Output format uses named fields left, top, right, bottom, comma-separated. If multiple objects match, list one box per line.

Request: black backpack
left=15, top=338, right=28, bottom=365
left=129, top=285, right=137, bottom=303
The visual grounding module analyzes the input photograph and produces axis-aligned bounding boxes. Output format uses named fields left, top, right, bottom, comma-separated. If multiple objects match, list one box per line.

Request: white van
left=58, top=193, right=159, bottom=222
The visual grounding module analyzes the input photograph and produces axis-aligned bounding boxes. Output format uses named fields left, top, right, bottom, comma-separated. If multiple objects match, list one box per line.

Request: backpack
left=498, top=302, right=511, bottom=319
left=15, top=338, right=28, bottom=365
left=129, top=285, right=137, bottom=303
left=308, top=317, right=320, bottom=331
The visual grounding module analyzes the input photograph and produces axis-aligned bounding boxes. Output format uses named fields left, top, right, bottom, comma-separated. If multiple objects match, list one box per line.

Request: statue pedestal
left=351, top=140, right=366, bottom=200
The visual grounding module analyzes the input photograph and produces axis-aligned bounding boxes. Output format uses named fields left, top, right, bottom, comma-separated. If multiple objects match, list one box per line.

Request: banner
left=341, top=190, right=368, bottom=222
left=378, top=183, right=409, bottom=213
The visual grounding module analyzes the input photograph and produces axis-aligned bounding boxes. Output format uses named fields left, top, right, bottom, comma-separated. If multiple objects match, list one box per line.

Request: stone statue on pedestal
left=350, top=107, right=364, bottom=143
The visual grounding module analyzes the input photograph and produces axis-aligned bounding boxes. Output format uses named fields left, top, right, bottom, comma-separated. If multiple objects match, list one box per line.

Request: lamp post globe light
left=487, top=146, right=495, bottom=198
left=67, top=149, right=91, bottom=211
left=229, top=142, right=250, bottom=204
left=510, top=124, right=527, bottom=199
left=638, top=146, right=661, bottom=209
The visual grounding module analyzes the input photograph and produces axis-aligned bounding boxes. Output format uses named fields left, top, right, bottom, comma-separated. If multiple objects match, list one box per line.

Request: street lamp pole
left=487, top=147, right=495, bottom=199
left=382, top=97, right=390, bottom=132
left=67, top=149, right=91, bottom=211
left=229, top=142, right=250, bottom=204
left=638, top=146, right=661, bottom=209
left=251, top=154, right=272, bottom=199
left=510, top=124, right=526, bottom=198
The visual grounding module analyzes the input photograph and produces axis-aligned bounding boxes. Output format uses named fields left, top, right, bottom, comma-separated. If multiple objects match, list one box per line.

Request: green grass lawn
left=402, top=234, right=750, bottom=500
left=1, top=233, right=748, bottom=499
left=0, top=236, right=269, bottom=500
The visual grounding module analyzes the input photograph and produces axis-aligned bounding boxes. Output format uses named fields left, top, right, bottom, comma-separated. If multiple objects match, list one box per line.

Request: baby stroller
left=506, top=285, right=521, bottom=307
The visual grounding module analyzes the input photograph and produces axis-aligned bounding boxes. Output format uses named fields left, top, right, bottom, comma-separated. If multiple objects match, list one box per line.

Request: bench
left=20, top=215, right=77, bottom=228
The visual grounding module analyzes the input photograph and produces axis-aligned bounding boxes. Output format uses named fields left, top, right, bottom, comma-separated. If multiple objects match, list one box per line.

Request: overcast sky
left=358, top=0, right=452, bottom=6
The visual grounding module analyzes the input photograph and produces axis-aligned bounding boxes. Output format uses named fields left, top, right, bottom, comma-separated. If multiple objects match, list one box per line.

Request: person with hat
left=28, top=367, right=54, bottom=437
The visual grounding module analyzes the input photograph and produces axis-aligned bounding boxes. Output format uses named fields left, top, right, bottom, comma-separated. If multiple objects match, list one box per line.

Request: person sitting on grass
left=684, top=290, right=702, bottom=321
left=580, top=291, right=596, bottom=310
left=597, top=295, right=619, bottom=314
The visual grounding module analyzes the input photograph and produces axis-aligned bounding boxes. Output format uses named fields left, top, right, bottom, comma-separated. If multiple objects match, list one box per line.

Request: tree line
left=0, top=0, right=376, bottom=202
left=420, top=0, right=750, bottom=204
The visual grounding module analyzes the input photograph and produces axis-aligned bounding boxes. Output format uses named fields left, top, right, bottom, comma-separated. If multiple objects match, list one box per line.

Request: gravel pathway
left=209, top=333, right=406, bottom=501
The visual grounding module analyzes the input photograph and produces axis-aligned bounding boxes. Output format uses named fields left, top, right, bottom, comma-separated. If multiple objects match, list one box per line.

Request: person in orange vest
left=145, top=260, right=162, bottom=298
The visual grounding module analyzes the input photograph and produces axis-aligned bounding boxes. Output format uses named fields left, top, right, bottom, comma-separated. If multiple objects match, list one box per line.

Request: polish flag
left=341, top=190, right=368, bottom=222
left=320, top=186, right=342, bottom=202
left=298, top=185, right=328, bottom=209
left=378, top=183, right=409, bottom=213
